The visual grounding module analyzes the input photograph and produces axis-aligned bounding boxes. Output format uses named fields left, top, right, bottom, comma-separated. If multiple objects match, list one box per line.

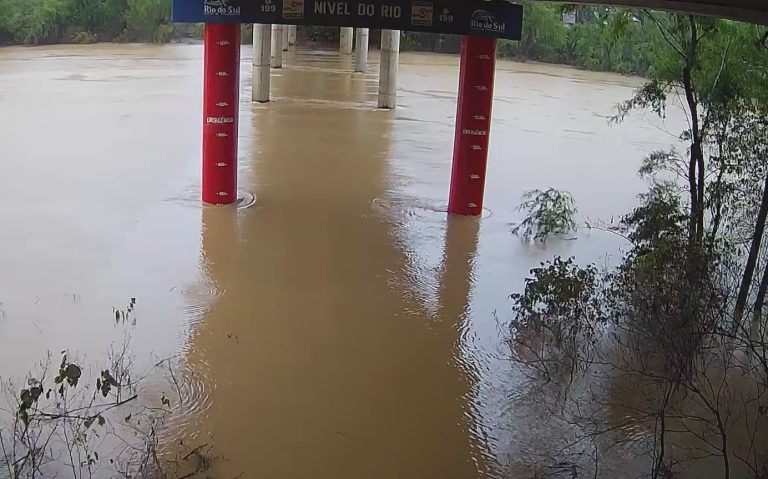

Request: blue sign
left=172, top=0, right=523, bottom=40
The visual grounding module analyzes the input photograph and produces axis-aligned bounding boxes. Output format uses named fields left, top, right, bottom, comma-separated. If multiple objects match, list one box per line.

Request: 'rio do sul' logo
left=204, top=0, right=241, bottom=16
left=470, top=10, right=505, bottom=34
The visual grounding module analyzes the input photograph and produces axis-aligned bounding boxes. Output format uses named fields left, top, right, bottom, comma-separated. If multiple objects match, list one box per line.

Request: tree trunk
left=735, top=171, right=768, bottom=324
left=753, top=257, right=768, bottom=323
left=682, top=16, right=703, bottom=249
left=709, top=140, right=727, bottom=241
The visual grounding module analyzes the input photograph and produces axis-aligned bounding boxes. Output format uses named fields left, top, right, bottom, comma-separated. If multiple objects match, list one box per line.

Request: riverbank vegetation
left=496, top=3, right=662, bottom=75
left=0, top=301, right=218, bottom=478
left=0, top=0, right=184, bottom=45
left=404, top=4, right=763, bottom=78
left=507, top=11, right=768, bottom=478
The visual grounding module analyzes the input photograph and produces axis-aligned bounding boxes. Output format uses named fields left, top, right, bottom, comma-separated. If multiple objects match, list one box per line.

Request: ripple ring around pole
left=236, top=191, right=256, bottom=210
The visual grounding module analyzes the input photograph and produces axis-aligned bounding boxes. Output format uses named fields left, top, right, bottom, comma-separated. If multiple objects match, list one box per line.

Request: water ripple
left=178, top=282, right=226, bottom=326
left=158, top=356, right=214, bottom=443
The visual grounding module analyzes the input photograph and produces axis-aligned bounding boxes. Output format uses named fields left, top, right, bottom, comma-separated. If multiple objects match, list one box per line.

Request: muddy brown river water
left=0, top=43, right=685, bottom=477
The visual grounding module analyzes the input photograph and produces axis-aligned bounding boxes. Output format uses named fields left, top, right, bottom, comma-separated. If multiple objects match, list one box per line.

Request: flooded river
left=0, top=43, right=683, bottom=477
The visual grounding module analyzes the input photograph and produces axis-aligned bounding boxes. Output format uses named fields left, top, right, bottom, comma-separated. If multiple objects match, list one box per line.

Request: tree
left=507, top=12, right=768, bottom=478
left=0, top=0, right=192, bottom=45
left=731, top=113, right=768, bottom=324
left=497, top=2, right=567, bottom=62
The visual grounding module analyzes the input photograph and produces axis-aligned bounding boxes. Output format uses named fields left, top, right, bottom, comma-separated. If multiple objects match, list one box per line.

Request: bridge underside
left=532, top=0, right=768, bottom=25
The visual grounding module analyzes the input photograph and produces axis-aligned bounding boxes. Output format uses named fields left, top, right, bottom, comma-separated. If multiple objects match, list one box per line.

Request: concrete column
left=251, top=24, right=271, bottom=103
left=271, top=24, right=283, bottom=68
left=282, top=24, right=289, bottom=51
left=339, top=27, right=353, bottom=55
left=378, top=30, right=400, bottom=109
left=448, top=36, right=497, bottom=216
left=354, top=28, right=369, bottom=73
left=288, top=25, right=297, bottom=46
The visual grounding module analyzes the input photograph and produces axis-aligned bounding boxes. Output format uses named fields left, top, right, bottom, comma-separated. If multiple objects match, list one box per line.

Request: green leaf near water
left=64, top=364, right=82, bottom=387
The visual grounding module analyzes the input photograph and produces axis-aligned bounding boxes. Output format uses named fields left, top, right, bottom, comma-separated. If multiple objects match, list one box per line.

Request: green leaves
left=85, top=415, right=106, bottom=429
left=98, top=369, right=120, bottom=397
left=20, top=385, right=42, bottom=408
left=54, top=356, right=82, bottom=389
left=512, top=188, right=578, bottom=242
left=613, top=80, right=668, bottom=122
left=64, top=364, right=82, bottom=386
left=0, top=0, right=179, bottom=45
left=17, top=380, right=44, bottom=426
left=123, top=0, right=172, bottom=42
left=512, top=257, right=600, bottom=319
left=510, top=256, right=606, bottom=379
left=0, top=0, right=69, bottom=44
left=496, top=4, right=670, bottom=76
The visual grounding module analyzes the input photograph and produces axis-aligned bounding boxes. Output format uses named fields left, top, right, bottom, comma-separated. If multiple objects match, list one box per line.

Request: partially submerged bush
left=512, top=188, right=578, bottom=242
left=0, top=300, right=216, bottom=479
left=510, top=256, right=606, bottom=382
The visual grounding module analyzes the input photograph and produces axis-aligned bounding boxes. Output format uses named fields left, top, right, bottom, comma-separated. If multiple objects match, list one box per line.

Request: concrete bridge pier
left=377, top=30, right=400, bottom=109
left=202, top=24, right=241, bottom=205
left=448, top=36, right=497, bottom=216
left=282, top=24, right=289, bottom=51
left=288, top=25, right=297, bottom=46
left=271, top=24, right=283, bottom=68
left=340, top=27, right=353, bottom=55
left=251, top=24, right=271, bottom=103
left=354, top=28, right=369, bottom=73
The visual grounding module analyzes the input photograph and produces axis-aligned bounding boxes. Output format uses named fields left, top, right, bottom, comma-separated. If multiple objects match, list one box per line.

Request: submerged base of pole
left=237, top=191, right=257, bottom=209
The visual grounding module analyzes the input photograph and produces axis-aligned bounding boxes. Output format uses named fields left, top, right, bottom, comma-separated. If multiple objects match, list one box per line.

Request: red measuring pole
left=202, top=23, right=241, bottom=205
left=448, top=36, right=497, bottom=216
